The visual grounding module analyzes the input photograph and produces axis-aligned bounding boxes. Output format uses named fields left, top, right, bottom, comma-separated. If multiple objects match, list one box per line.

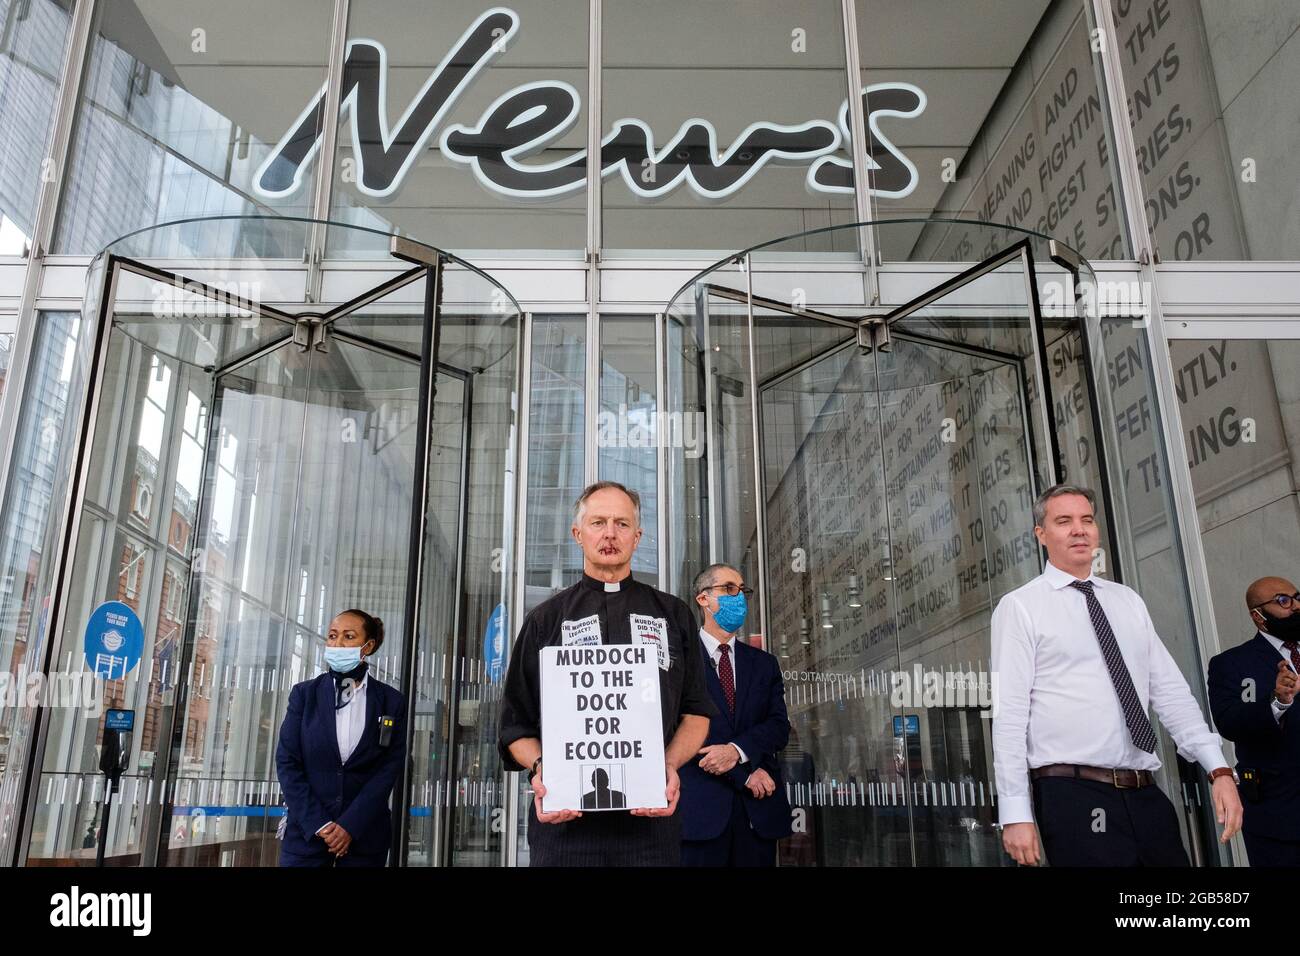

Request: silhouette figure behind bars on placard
left=581, top=767, right=627, bottom=810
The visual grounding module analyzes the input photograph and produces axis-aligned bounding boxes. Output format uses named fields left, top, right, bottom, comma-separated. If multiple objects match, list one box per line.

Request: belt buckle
left=1112, top=768, right=1135, bottom=789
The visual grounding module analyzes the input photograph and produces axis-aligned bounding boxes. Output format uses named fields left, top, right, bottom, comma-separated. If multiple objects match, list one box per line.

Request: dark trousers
left=1031, top=776, right=1190, bottom=867
left=1243, top=830, right=1300, bottom=866
left=527, top=801, right=682, bottom=866
left=681, top=793, right=776, bottom=867
left=278, top=848, right=388, bottom=867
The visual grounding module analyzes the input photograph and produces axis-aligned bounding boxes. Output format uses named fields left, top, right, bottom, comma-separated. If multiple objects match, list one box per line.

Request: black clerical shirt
left=498, top=571, right=715, bottom=770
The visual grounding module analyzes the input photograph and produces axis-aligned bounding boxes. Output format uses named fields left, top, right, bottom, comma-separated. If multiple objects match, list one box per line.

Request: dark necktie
left=1069, top=580, right=1157, bottom=753
left=1282, top=640, right=1300, bottom=674
left=331, top=662, right=368, bottom=710
left=718, top=643, right=735, bottom=714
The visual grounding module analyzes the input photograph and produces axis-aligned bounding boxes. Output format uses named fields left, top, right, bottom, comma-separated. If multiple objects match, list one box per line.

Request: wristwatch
left=1208, top=766, right=1236, bottom=784
left=527, top=757, right=542, bottom=782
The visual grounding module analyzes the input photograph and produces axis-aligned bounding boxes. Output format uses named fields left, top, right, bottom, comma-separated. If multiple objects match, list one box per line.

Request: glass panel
left=54, top=1, right=332, bottom=255
left=900, top=0, right=1130, bottom=262
left=154, top=334, right=427, bottom=866
left=437, top=280, right=518, bottom=868
left=160, top=344, right=307, bottom=866
left=598, top=315, right=657, bottom=579
left=602, top=0, right=856, bottom=255
left=0, top=310, right=89, bottom=865
left=760, top=341, right=913, bottom=865
left=664, top=305, right=705, bottom=599
left=1167, top=338, right=1300, bottom=692
left=874, top=335, right=1039, bottom=866
left=0, top=329, right=13, bottom=402
left=327, top=0, right=588, bottom=257
left=0, top=0, right=73, bottom=257
left=406, top=370, right=464, bottom=865
left=1114, top=0, right=1300, bottom=260
left=1090, top=317, right=1226, bottom=863
left=757, top=296, right=1044, bottom=867
left=25, top=323, right=216, bottom=864
left=525, top=314, right=585, bottom=605
left=106, top=265, right=293, bottom=371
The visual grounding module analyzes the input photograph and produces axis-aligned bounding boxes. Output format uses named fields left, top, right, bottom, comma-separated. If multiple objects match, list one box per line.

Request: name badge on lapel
left=561, top=614, right=601, bottom=647
left=630, top=614, right=670, bottom=670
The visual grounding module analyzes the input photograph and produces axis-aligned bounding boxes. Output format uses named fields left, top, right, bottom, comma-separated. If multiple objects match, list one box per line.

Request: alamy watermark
left=0, top=668, right=103, bottom=718
left=890, top=664, right=999, bottom=718
left=595, top=403, right=705, bottom=458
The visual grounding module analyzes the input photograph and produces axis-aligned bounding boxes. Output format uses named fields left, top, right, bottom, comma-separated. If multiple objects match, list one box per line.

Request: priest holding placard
left=499, top=481, right=714, bottom=866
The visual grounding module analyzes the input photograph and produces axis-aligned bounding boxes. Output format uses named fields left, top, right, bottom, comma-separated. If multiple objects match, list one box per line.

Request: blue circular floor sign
left=84, top=601, right=144, bottom=679
left=483, top=603, right=506, bottom=684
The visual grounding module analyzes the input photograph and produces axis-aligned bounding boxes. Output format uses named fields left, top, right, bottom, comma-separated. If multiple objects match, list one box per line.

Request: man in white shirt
left=992, top=483, right=1242, bottom=866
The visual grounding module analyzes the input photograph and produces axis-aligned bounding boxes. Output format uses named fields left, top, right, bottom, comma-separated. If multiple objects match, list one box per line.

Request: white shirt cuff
left=1273, top=696, right=1293, bottom=722
left=1195, top=746, right=1229, bottom=775
left=997, top=795, right=1035, bottom=827
left=316, top=822, right=331, bottom=835
left=731, top=742, right=748, bottom=764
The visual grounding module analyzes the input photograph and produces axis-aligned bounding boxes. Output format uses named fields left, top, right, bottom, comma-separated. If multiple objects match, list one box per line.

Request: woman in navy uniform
left=276, top=609, right=406, bottom=866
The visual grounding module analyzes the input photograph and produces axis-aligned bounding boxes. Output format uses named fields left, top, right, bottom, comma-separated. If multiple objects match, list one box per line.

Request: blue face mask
left=713, top=592, right=748, bottom=634
left=324, top=644, right=368, bottom=673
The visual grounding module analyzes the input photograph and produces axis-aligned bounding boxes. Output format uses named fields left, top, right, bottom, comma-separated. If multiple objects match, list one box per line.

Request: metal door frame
left=688, top=238, right=1124, bottom=866
left=10, top=246, right=484, bottom=866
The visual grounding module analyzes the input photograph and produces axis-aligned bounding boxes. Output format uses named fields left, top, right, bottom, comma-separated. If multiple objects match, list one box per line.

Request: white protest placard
left=540, top=644, right=666, bottom=812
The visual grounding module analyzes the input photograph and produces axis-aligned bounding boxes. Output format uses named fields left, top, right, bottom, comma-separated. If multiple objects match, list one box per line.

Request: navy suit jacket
left=1207, top=633, right=1300, bottom=841
left=275, top=672, right=407, bottom=863
left=679, top=637, right=793, bottom=842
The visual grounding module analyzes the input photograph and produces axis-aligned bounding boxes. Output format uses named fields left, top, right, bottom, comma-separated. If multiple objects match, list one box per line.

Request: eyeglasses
left=1251, top=592, right=1300, bottom=611
left=702, top=583, right=753, bottom=597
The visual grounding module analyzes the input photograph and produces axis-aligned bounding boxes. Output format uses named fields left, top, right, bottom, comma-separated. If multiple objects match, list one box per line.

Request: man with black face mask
left=1208, top=576, right=1300, bottom=865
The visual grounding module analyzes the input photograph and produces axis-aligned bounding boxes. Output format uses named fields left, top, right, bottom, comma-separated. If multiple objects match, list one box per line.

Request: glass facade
left=1114, top=0, right=1300, bottom=261
left=0, top=0, right=72, bottom=257
left=0, top=0, right=1296, bottom=868
left=54, top=0, right=332, bottom=256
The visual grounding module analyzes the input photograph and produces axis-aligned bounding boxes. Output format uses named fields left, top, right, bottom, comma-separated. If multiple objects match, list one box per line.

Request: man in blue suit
left=276, top=609, right=407, bottom=867
left=679, top=563, right=792, bottom=866
left=1208, top=576, right=1300, bottom=866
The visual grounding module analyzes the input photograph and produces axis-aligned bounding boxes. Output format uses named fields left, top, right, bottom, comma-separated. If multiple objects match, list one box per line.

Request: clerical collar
left=581, top=571, right=632, bottom=593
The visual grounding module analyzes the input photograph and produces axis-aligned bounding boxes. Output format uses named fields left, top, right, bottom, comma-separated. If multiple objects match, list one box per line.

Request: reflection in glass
left=54, top=0, right=331, bottom=255
left=0, top=0, right=73, bottom=256
left=525, top=315, right=585, bottom=606
left=599, top=315, right=657, bottom=578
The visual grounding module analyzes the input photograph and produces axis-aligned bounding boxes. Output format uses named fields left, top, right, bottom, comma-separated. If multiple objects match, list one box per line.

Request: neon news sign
left=255, top=7, right=926, bottom=203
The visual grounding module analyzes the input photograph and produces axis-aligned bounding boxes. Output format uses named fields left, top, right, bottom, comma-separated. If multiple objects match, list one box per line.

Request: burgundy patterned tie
left=718, top=643, right=735, bottom=714
left=1283, top=640, right=1300, bottom=674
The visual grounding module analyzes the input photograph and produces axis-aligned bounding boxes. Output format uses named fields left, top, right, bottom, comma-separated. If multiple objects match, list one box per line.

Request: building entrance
left=2, top=217, right=521, bottom=867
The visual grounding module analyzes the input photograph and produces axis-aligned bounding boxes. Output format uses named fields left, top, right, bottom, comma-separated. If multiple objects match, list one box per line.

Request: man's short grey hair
left=692, top=563, right=742, bottom=598
left=573, top=480, right=641, bottom=525
left=1032, top=483, right=1097, bottom=527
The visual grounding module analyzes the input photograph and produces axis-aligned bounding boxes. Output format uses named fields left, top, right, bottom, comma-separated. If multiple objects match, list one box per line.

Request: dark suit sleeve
left=275, top=682, right=332, bottom=842
left=1207, top=650, right=1282, bottom=745
left=676, top=603, right=715, bottom=719
left=337, top=688, right=408, bottom=837
left=731, top=653, right=790, bottom=763
left=498, top=613, right=542, bottom=770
